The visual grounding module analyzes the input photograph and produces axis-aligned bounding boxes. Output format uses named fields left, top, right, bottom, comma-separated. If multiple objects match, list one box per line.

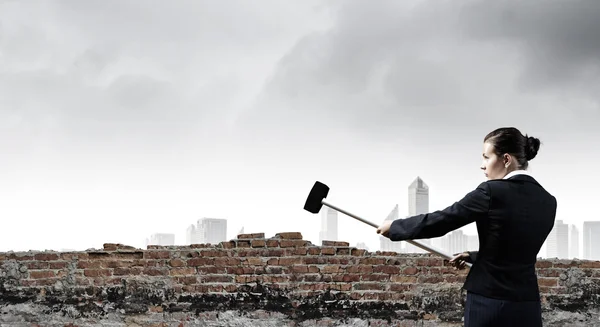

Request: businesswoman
left=377, top=127, right=557, bottom=327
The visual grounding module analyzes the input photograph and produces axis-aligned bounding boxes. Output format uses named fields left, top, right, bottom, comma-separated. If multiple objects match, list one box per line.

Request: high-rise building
left=319, top=207, right=338, bottom=243
left=570, top=225, right=580, bottom=259
left=380, top=204, right=402, bottom=252
left=546, top=220, right=569, bottom=258
left=186, top=218, right=227, bottom=245
left=408, top=177, right=429, bottom=216
left=583, top=221, right=600, bottom=260
left=404, top=177, right=431, bottom=253
left=148, top=233, right=175, bottom=246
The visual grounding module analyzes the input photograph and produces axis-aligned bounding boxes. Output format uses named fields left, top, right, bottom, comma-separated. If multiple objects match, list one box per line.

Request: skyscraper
left=570, top=225, right=580, bottom=259
left=404, top=177, right=431, bottom=253
left=583, top=221, right=600, bottom=260
left=546, top=220, right=569, bottom=259
left=408, top=177, right=429, bottom=216
left=319, top=207, right=338, bottom=243
left=186, top=218, right=227, bottom=245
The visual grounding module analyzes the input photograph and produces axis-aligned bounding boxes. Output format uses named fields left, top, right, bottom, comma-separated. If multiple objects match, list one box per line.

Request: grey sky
left=1, top=0, right=598, bottom=254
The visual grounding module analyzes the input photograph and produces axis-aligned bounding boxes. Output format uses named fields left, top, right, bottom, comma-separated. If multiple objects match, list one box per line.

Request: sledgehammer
left=303, top=181, right=471, bottom=267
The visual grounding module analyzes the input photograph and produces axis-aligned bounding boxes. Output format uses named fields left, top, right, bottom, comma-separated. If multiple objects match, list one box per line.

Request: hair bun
left=525, top=135, right=541, bottom=161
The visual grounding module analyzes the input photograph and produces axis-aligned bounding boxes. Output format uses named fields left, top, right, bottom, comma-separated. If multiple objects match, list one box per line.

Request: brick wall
left=1, top=232, right=599, bottom=326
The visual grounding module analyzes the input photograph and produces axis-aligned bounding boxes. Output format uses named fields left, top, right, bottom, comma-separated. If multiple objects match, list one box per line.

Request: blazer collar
left=504, top=171, right=540, bottom=186
left=504, top=169, right=531, bottom=179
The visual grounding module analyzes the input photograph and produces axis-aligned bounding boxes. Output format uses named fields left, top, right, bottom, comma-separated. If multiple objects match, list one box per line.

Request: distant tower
left=186, top=218, right=227, bottom=245
left=408, top=177, right=429, bottom=216
left=546, top=220, right=568, bottom=259
left=570, top=225, right=579, bottom=259
left=583, top=221, right=600, bottom=260
left=405, top=177, right=431, bottom=253
left=319, top=207, right=338, bottom=244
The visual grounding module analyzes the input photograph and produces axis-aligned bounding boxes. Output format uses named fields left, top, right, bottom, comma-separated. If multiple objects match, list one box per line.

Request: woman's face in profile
left=481, top=142, right=506, bottom=180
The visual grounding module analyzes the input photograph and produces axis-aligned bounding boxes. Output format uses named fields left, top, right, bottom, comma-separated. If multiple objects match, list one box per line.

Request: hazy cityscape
left=144, top=176, right=599, bottom=261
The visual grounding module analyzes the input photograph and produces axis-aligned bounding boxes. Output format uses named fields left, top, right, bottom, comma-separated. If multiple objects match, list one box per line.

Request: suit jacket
left=388, top=174, right=557, bottom=301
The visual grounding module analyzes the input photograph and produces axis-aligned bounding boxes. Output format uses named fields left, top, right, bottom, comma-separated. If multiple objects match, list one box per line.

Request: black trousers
left=464, top=291, right=542, bottom=327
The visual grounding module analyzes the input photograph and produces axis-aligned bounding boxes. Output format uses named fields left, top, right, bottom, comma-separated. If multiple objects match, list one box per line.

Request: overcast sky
left=1, top=0, right=599, bottom=255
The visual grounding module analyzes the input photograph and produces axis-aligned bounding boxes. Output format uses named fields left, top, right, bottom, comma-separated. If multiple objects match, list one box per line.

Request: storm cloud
left=238, top=0, right=600, bottom=144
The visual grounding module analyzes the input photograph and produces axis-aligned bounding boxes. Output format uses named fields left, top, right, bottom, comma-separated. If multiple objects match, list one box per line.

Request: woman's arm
left=387, top=182, right=491, bottom=241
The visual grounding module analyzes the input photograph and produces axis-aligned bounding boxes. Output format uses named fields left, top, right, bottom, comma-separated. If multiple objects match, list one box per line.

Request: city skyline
left=137, top=176, right=594, bottom=261
left=1, top=1, right=600, bottom=254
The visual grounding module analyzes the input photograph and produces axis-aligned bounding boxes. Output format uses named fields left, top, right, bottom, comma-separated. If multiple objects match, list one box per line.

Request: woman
left=377, top=127, right=556, bottom=327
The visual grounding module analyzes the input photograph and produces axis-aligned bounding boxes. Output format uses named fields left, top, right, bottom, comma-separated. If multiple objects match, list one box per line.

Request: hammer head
left=303, top=181, right=329, bottom=214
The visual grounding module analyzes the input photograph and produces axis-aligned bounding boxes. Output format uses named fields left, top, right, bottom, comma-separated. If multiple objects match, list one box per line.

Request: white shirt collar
left=503, top=169, right=531, bottom=179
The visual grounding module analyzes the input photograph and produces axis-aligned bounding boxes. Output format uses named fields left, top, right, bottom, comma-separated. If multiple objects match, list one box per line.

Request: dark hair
left=484, top=127, right=541, bottom=169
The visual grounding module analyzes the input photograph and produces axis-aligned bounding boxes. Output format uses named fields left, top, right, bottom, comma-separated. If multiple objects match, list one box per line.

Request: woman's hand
left=449, top=252, right=470, bottom=270
left=376, top=221, right=392, bottom=238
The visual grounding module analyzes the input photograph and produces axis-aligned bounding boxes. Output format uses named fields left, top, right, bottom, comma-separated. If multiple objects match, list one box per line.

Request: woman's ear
left=503, top=154, right=511, bottom=167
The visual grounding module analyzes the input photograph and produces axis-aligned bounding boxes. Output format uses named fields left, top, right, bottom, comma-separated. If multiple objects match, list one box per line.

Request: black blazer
left=388, top=174, right=557, bottom=301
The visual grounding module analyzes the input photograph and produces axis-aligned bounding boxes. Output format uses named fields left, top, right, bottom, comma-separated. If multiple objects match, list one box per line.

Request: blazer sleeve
left=467, top=251, right=478, bottom=263
left=388, top=182, right=491, bottom=241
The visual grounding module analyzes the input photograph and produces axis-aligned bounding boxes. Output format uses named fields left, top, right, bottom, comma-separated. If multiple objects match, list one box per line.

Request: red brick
left=238, top=233, right=265, bottom=239
left=277, top=257, right=301, bottom=266
left=403, top=267, right=419, bottom=275
left=290, top=265, right=307, bottom=273
left=579, top=261, right=600, bottom=268
left=353, top=283, right=385, bottom=291
left=275, top=232, right=303, bottom=239
left=418, top=275, right=444, bottom=283
left=243, top=257, right=264, bottom=266
left=280, top=240, right=309, bottom=248
left=391, top=276, right=417, bottom=283
left=145, top=251, right=171, bottom=259
left=29, top=270, right=56, bottom=279
left=77, top=261, right=102, bottom=269
left=261, top=249, right=286, bottom=257
left=322, top=241, right=350, bottom=247
left=537, top=268, right=561, bottom=277
left=358, top=257, right=386, bottom=265
left=390, top=284, right=411, bottom=292
left=34, top=253, right=59, bottom=261
left=170, top=268, right=196, bottom=276
left=236, top=240, right=251, bottom=248
left=351, top=248, right=368, bottom=256
left=362, top=274, right=390, bottom=282
left=220, top=241, right=236, bottom=249
left=321, top=247, right=336, bottom=255
left=266, top=240, right=280, bottom=248
left=535, top=261, right=552, bottom=268
left=103, top=243, right=119, bottom=251
left=202, top=250, right=229, bottom=257
left=84, top=269, right=112, bottom=277
left=251, top=240, right=266, bottom=248
left=25, top=261, right=49, bottom=269
left=113, top=267, right=142, bottom=276
left=175, top=276, right=198, bottom=285
left=373, top=266, right=400, bottom=274
left=553, top=260, right=578, bottom=268
left=143, top=268, right=169, bottom=276
left=347, top=265, right=373, bottom=274
left=188, top=258, right=215, bottom=266
left=321, top=265, right=341, bottom=274
left=169, top=259, right=186, bottom=267
left=538, top=277, right=558, bottom=287
left=201, top=275, right=233, bottom=283
left=48, top=261, right=68, bottom=269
